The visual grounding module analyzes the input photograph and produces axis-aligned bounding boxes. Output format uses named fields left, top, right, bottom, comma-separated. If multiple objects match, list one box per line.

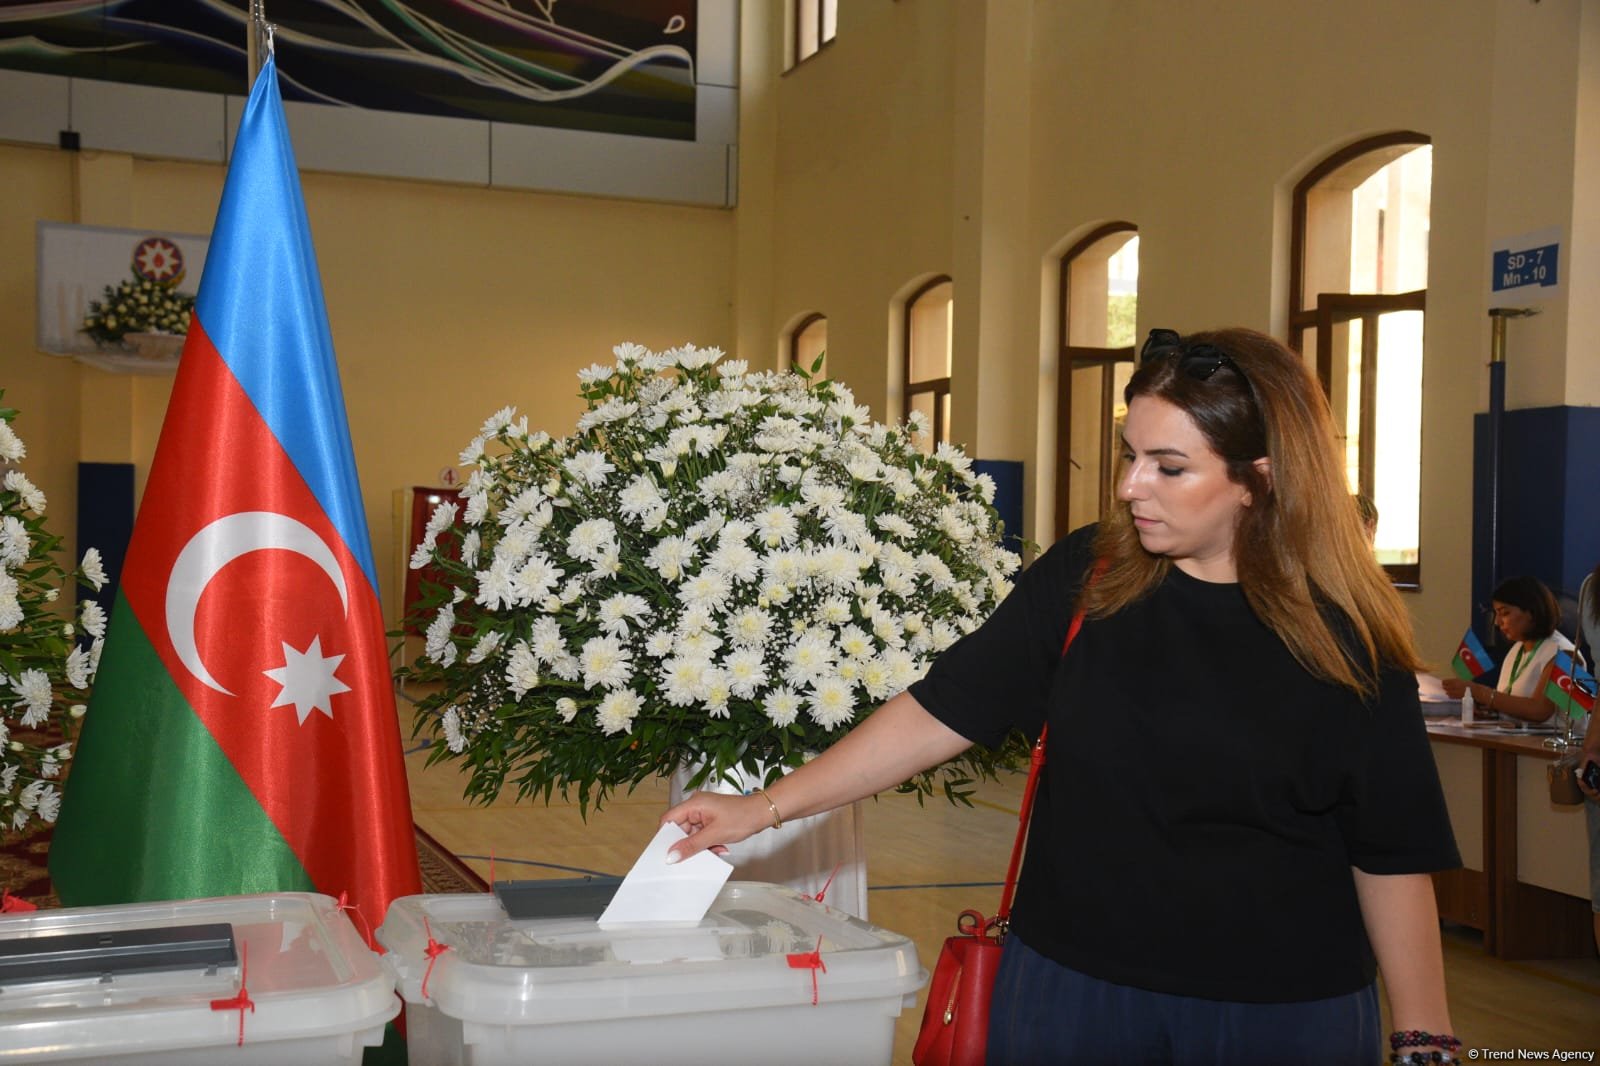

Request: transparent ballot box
left=0, top=892, right=398, bottom=1063
left=377, top=882, right=927, bottom=1066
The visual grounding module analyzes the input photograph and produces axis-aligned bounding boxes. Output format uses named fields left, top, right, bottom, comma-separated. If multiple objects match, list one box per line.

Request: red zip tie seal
left=785, top=936, right=827, bottom=1006
left=810, top=861, right=844, bottom=906
left=209, top=941, right=255, bottom=1046
left=421, top=917, right=451, bottom=1003
left=334, top=890, right=373, bottom=947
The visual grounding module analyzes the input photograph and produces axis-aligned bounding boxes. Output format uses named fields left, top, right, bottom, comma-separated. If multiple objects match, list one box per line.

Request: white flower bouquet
left=402, top=343, right=1026, bottom=812
left=0, top=393, right=107, bottom=833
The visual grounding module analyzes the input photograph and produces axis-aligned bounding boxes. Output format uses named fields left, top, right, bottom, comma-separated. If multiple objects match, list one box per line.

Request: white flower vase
left=669, top=759, right=869, bottom=920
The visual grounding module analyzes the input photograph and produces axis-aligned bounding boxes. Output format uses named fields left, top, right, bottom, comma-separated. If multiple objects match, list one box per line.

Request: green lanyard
left=1504, top=638, right=1545, bottom=691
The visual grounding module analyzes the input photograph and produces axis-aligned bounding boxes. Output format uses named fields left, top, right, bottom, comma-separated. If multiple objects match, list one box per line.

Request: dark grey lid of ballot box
left=493, top=876, right=622, bottom=921
left=0, top=923, right=237, bottom=987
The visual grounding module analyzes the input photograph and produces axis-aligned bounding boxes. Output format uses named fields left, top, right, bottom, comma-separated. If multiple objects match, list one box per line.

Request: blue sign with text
left=1492, top=242, right=1559, bottom=292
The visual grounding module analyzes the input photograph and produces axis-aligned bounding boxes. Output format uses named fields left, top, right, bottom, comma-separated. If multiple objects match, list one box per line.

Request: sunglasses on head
left=1139, top=328, right=1249, bottom=385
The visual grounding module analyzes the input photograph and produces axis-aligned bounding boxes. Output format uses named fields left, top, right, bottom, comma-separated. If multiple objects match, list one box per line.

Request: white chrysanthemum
left=869, top=608, right=905, bottom=649
left=595, top=689, right=642, bottom=736
left=505, top=640, right=540, bottom=698
left=972, top=472, right=998, bottom=504
left=463, top=491, right=490, bottom=526
left=873, top=513, right=917, bottom=541
left=0, top=516, right=28, bottom=567
left=763, top=688, right=802, bottom=727
left=938, top=505, right=976, bottom=545
left=700, top=666, right=732, bottom=718
left=835, top=624, right=873, bottom=660
left=706, top=540, right=760, bottom=584
left=783, top=630, right=837, bottom=688
left=745, top=513, right=795, bottom=559
left=563, top=450, right=616, bottom=487
left=661, top=656, right=710, bottom=706
left=618, top=475, right=668, bottom=531
left=549, top=652, right=581, bottom=682
left=811, top=545, right=862, bottom=589
left=858, top=656, right=898, bottom=701
left=716, top=358, right=749, bottom=378
left=905, top=409, right=930, bottom=440
left=35, top=783, right=59, bottom=823
left=64, top=645, right=92, bottom=690
left=646, top=537, right=697, bottom=582
left=916, top=552, right=957, bottom=590
left=441, top=707, right=467, bottom=753
left=511, top=555, right=564, bottom=607
left=722, top=647, right=768, bottom=698
left=613, top=341, right=649, bottom=366
left=577, top=363, right=613, bottom=385
left=726, top=606, right=774, bottom=648
left=74, top=600, right=105, bottom=642
left=0, top=763, right=15, bottom=793
left=502, top=486, right=547, bottom=527
left=807, top=676, right=855, bottom=730
left=580, top=635, right=633, bottom=691
left=80, top=547, right=108, bottom=592
left=424, top=604, right=458, bottom=666
left=677, top=571, right=732, bottom=612
left=39, top=755, right=58, bottom=779
left=460, top=529, right=482, bottom=567
left=0, top=573, right=20, bottom=631
left=817, top=596, right=852, bottom=625
left=556, top=697, right=579, bottom=722
left=677, top=628, right=723, bottom=660
left=593, top=593, right=649, bottom=638
left=408, top=541, right=434, bottom=570
left=577, top=397, right=638, bottom=431
left=800, top=479, right=847, bottom=515
left=934, top=441, right=974, bottom=475
left=753, top=415, right=806, bottom=453
left=529, top=618, right=565, bottom=663
left=458, top=436, right=486, bottom=466
left=645, top=631, right=675, bottom=658
left=776, top=464, right=803, bottom=486
left=0, top=421, right=23, bottom=463
left=480, top=406, right=517, bottom=437
left=4, top=471, right=45, bottom=514
left=466, top=630, right=505, bottom=665
left=13, top=668, right=52, bottom=727
left=568, top=519, right=618, bottom=565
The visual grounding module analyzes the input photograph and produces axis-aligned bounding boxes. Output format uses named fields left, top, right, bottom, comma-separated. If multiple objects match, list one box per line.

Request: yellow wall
left=740, top=0, right=1595, bottom=664
left=1, top=143, right=735, bottom=620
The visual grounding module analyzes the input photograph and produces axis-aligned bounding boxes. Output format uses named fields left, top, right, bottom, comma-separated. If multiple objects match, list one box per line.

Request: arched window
left=1290, top=133, right=1431, bottom=588
left=1056, top=224, right=1138, bottom=539
left=789, top=313, right=827, bottom=380
left=904, top=277, right=952, bottom=454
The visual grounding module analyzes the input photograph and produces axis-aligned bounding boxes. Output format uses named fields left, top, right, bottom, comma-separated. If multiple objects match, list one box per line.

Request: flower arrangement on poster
left=0, top=394, right=107, bottom=833
left=402, top=343, right=1026, bottom=812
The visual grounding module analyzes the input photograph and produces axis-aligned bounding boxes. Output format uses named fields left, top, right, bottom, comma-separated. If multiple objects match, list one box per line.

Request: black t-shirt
left=908, top=525, right=1461, bottom=1003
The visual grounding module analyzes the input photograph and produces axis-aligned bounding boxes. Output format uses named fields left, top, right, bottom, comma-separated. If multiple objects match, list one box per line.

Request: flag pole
left=247, top=0, right=274, bottom=86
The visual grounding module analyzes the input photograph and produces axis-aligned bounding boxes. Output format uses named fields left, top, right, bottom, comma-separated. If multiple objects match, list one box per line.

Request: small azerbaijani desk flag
left=1544, top=649, right=1596, bottom=715
left=1450, top=626, right=1496, bottom=681
left=50, top=54, right=421, bottom=933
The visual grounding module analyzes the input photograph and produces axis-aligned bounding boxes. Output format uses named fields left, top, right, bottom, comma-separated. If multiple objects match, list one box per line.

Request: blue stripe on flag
left=192, top=56, right=378, bottom=591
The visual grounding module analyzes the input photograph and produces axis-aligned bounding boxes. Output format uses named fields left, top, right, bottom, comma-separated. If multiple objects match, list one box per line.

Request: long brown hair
left=1082, top=327, right=1423, bottom=697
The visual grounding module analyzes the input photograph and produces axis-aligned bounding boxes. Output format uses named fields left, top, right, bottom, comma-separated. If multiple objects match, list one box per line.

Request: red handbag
left=911, top=582, right=1094, bottom=1066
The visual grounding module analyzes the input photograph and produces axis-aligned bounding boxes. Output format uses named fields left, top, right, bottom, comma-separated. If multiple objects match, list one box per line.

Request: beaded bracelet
left=1388, top=1053, right=1461, bottom=1066
left=1390, top=1031, right=1462, bottom=1054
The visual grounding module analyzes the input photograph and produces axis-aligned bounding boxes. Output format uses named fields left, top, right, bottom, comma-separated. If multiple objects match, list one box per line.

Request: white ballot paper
left=597, top=822, right=733, bottom=929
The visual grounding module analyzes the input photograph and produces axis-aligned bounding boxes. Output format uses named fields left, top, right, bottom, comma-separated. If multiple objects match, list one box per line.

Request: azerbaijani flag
left=1544, top=650, right=1596, bottom=715
left=50, top=56, right=420, bottom=932
left=1450, top=626, right=1496, bottom=681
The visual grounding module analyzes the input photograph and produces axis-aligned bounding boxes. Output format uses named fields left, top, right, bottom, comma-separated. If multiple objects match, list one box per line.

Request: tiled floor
left=402, top=711, right=1600, bottom=1063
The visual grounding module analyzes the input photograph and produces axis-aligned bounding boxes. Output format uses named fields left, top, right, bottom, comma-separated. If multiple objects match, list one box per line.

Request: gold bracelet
left=753, top=786, right=783, bottom=830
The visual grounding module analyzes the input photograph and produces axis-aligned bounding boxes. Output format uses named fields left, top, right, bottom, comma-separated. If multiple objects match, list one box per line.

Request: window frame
left=788, top=312, right=827, bottom=378
left=1289, top=132, right=1430, bottom=590
left=1055, top=222, right=1139, bottom=540
left=903, top=275, right=953, bottom=448
left=791, top=0, right=838, bottom=68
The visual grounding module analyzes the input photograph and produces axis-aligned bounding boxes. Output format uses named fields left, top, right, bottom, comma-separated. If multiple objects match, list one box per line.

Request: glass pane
left=794, top=317, right=827, bottom=380
left=1371, top=311, right=1424, bottom=566
left=1304, top=144, right=1431, bottom=301
left=939, top=392, right=951, bottom=446
left=1067, top=232, right=1138, bottom=348
left=909, top=392, right=936, bottom=455
left=909, top=281, right=953, bottom=383
left=822, top=0, right=838, bottom=43
left=1068, top=366, right=1105, bottom=530
left=1342, top=318, right=1363, bottom=494
left=797, top=0, right=820, bottom=61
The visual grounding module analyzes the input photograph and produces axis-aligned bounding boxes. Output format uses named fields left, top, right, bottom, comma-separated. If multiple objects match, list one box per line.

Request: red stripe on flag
left=116, top=319, right=417, bottom=930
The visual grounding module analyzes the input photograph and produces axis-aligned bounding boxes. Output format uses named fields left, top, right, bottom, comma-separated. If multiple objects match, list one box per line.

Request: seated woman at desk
left=1441, top=575, right=1572, bottom=725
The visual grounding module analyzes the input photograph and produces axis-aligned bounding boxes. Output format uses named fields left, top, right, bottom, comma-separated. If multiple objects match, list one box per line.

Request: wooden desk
left=1426, top=719, right=1592, bottom=958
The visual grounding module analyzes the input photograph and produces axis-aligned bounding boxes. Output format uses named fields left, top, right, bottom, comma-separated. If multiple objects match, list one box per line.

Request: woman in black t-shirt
left=666, top=328, right=1460, bottom=1066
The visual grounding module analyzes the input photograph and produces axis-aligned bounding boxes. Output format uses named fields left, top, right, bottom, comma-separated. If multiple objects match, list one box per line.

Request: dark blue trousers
left=987, top=935, right=1381, bottom=1065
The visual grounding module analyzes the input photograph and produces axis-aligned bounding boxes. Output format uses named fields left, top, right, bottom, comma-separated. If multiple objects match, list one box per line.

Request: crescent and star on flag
left=164, top=510, right=353, bottom=725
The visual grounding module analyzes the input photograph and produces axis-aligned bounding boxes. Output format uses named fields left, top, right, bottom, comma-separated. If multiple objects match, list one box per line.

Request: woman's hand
left=662, top=791, right=771, bottom=863
left=1440, top=677, right=1467, bottom=699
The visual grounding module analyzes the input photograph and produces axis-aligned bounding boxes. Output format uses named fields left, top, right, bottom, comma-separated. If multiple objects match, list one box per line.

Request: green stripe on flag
left=50, top=591, right=313, bottom=905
